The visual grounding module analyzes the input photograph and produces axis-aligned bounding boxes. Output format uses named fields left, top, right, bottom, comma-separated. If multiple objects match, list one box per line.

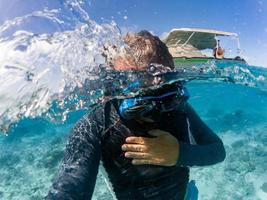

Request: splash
left=0, top=0, right=123, bottom=133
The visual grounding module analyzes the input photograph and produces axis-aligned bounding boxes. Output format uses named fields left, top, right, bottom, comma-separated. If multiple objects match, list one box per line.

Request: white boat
left=162, top=28, right=246, bottom=67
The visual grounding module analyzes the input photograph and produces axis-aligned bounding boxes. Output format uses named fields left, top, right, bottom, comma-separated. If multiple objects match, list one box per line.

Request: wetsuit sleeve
left=46, top=113, right=102, bottom=200
left=176, top=104, right=226, bottom=167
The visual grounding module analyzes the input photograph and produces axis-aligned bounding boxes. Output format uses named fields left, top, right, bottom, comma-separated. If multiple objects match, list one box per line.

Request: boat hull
left=173, top=57, right=247, bottom=68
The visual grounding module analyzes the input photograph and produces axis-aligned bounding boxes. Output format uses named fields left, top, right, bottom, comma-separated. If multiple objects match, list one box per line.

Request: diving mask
left=119, top=83, right=189, bottom=120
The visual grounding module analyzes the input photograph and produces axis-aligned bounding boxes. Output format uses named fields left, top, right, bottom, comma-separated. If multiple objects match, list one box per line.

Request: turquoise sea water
left=0, top=63, right=266, bottom=200
left=0, top=1, right=267, bottom=199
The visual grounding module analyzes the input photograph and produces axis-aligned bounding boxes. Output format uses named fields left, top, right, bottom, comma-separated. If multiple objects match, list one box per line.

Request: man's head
left=104, top=31, right=188, bottom=121
left=111, top=30, right=174, bottom=71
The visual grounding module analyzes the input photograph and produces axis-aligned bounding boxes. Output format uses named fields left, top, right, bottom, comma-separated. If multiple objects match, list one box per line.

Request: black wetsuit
left=46, top=100, right=226, bottom=200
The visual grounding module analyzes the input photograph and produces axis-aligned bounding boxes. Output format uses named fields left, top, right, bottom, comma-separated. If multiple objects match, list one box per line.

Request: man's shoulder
left=172, top=102, right=192, bottom=116
left=184, top=103, right=199, bottom=118
left=74, top=104, right=106, bottom=130
left=88, top=103, right=106, bottom=119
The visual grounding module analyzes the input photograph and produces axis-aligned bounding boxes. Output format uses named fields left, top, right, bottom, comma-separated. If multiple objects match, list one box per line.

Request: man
left=213, top=40, right=225, bottom=59
left=46, top=31, right=226, bottom=200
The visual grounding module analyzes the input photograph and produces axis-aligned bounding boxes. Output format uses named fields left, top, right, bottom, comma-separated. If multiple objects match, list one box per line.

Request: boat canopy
left=162, top=28, right=239, bottom=58
left=163, top=28, right=238, bottom=50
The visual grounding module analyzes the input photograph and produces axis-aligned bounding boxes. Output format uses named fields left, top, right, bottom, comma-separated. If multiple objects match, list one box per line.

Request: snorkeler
left=46, top=31, right=226, bottom=200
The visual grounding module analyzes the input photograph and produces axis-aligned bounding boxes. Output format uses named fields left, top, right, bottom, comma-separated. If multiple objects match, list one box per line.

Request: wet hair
left=123, top=30, right=174, bottom=69
left=106, top=30, right=174, bottom=70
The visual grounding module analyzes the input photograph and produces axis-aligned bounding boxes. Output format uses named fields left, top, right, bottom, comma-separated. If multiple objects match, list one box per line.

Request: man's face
left=113, top=56, right=135, bottom=71
left=113, top=55, right=148, bottom=71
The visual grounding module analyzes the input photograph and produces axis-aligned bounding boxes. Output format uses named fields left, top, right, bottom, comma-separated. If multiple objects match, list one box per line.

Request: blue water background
left=0, top=63, right=266, bottom=200
left=0, top=1, right=266, bottom=199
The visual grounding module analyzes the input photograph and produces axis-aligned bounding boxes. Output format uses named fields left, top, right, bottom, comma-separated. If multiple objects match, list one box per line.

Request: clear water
left=0, top=77, right=266, bottom=200
left=0, top=1, right=267, bottom=200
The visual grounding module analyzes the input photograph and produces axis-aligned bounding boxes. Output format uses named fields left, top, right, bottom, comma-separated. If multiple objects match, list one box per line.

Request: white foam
left=0, top=1, right=123, bottom=132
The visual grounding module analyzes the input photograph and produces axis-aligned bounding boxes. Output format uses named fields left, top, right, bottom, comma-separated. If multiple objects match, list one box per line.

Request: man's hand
left=121, top=129, right=179, bottom=166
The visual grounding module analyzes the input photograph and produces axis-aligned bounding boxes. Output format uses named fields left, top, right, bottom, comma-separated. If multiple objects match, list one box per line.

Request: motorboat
left=162, top=28, right=246, bottom=67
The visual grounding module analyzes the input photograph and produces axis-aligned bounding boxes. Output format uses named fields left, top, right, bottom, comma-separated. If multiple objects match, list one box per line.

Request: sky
left=87, top=0, right=267, bottom=67
left=0, top=0, right=266, bottom=67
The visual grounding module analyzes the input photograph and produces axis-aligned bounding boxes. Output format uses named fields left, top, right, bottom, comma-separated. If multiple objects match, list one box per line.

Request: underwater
left=0, top=1, right=267, bottom=200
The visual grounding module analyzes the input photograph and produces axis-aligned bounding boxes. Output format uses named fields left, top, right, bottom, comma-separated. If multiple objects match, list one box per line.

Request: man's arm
left=46, top=112, right=102, bottom=200
left=177, top=104, right=226, bottom=167
left=121, top=104, right=225, bottom=167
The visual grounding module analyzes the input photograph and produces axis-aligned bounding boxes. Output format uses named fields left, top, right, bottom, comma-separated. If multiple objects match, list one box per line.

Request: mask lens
left=119, top=83, right=189, bottom=120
